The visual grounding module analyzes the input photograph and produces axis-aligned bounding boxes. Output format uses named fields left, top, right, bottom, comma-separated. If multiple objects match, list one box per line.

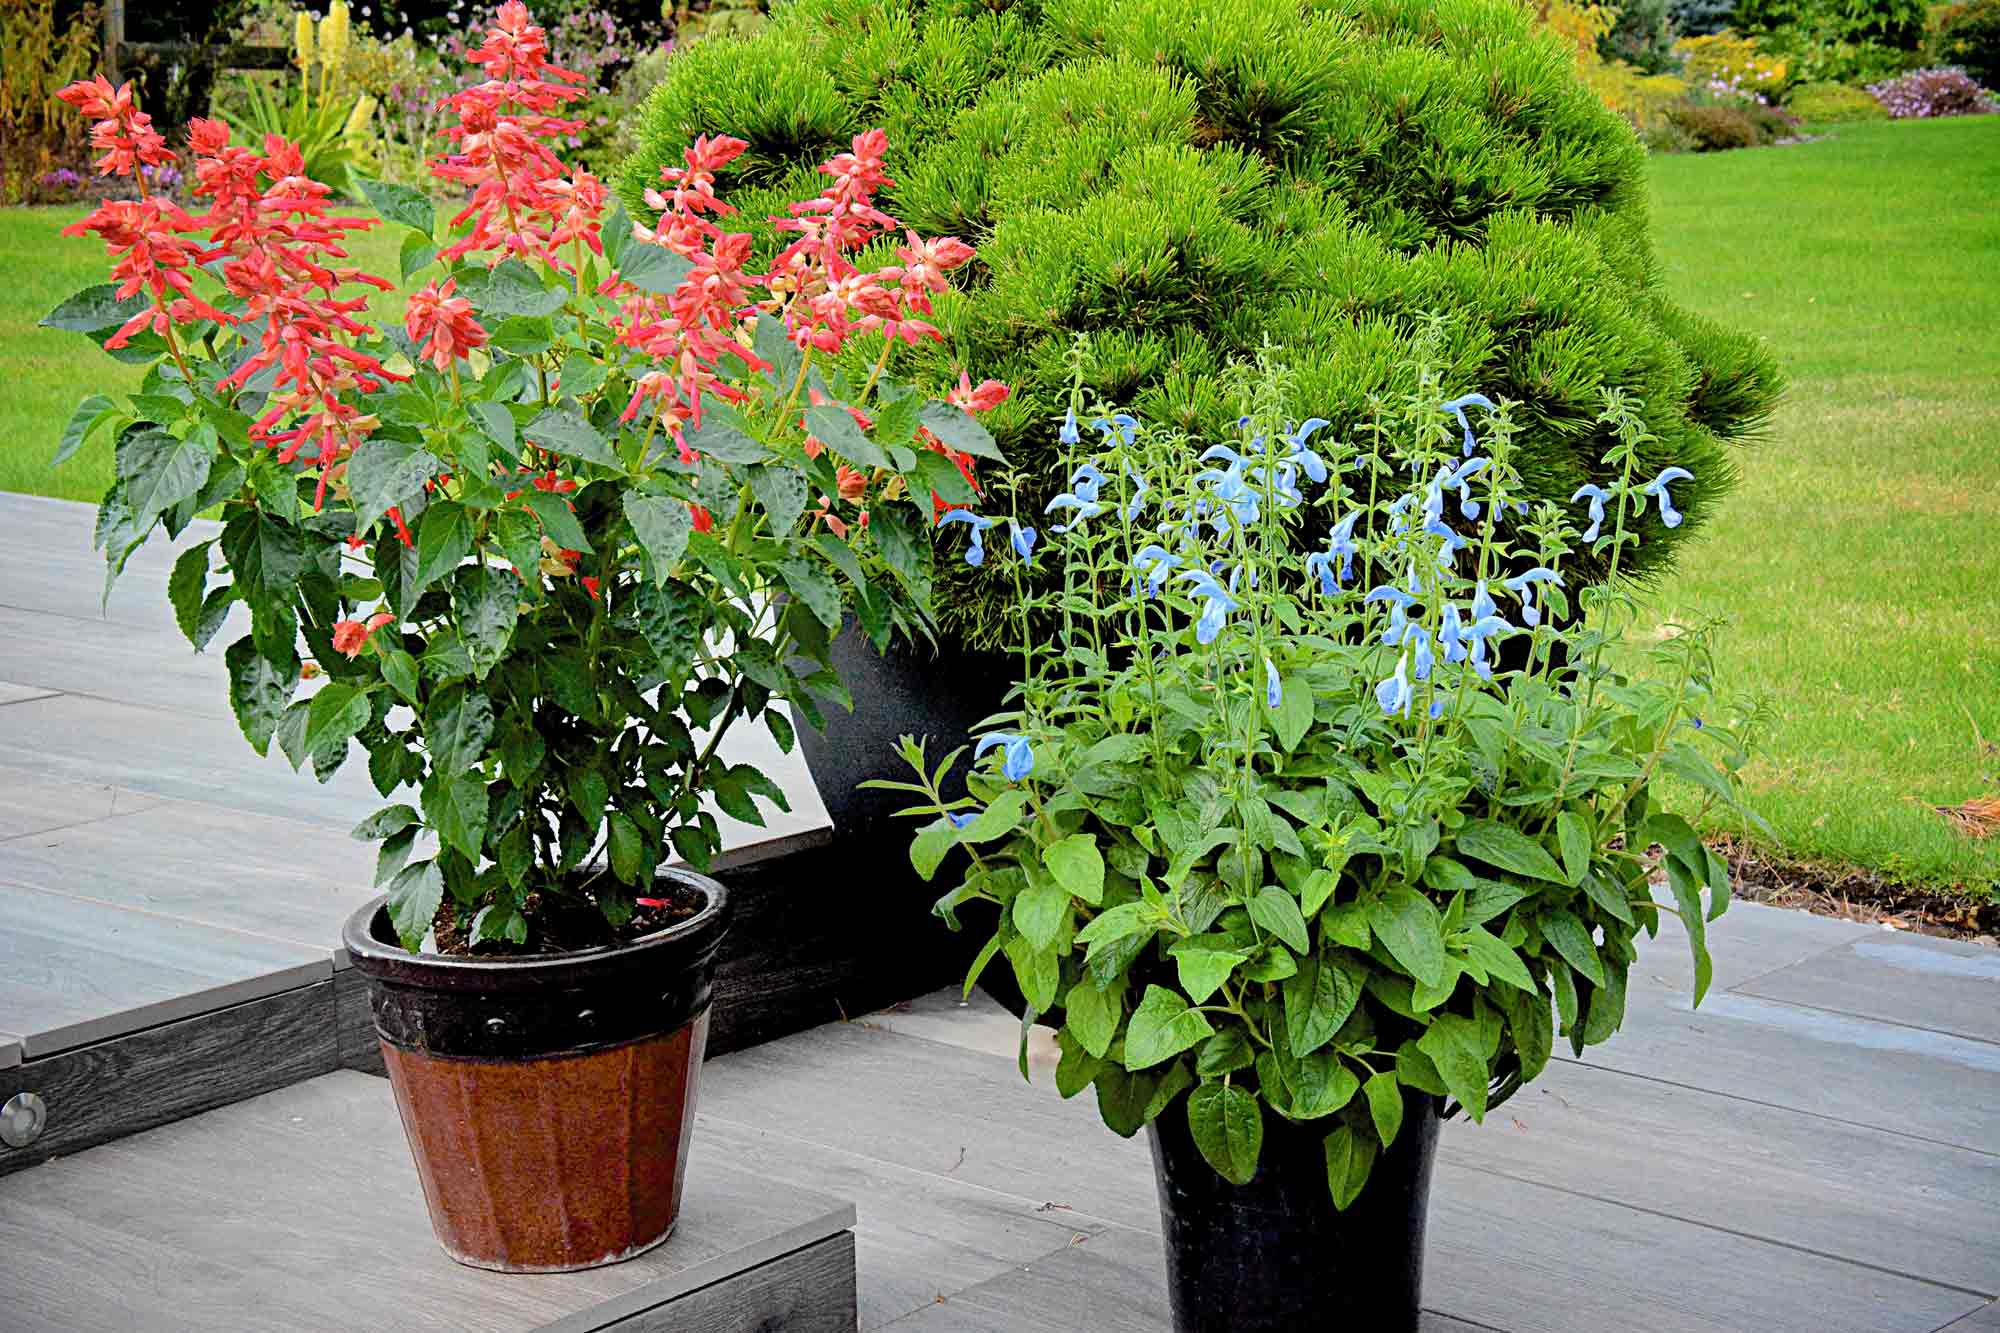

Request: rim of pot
left=340, top=866, right=730, bottom=992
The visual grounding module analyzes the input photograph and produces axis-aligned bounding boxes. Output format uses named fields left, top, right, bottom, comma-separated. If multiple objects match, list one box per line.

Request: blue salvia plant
left=868, top=345, right=1769, bottom=1207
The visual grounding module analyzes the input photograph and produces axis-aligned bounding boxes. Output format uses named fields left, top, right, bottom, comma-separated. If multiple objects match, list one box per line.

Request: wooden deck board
left=0, top=1070, right=855, bottom=1333
left=1735, top=932, right=2000, bottom=1043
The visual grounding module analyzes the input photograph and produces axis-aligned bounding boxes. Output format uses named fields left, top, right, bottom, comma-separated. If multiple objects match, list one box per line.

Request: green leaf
left=386, top=860, right=444, bottom=951
left=423, top=773, right=489, bottom=861
left=1581, top=958, right=1629, bottom=1044
left=917, top=400, right=1005, bottom=461
left=1455, top=818, right=1567, bottom=884
left=1273, top=676, right=1313, bottom=752
left=1283, top=952, right=1363, bottom=1057
left=1320, top=899, right=1370, bottom=950
left=608, top=811, right=644, bottom=883
left=957, top=788, right=1029, bottom=843
left=168, top=541, right=214, bottom=648
left=489, top=315, right=555, bottom=358
left=625, top=493, right=691, bottom=578
left=381, top=647, right=421, bottom=705
left=913, top=450, right=977, bottom=505
left=1539, top=908, right=1606, bottom=987
left=1417, top=1012, right=1489, bottom=1121
left=870, top=505, right=933, bottom=610
left=225, top=635, right=294, bottom=756
left=1579, top=868, right=1637, bottom=926
left=748, top=465, right=808, bottom=535
left=375, top=826, right=418, bottom=888
left=805, top=403, right=891, bottom=469
left=354, top=174, right=436, bottom=235
left=41, top=283, right=148, bottom=333
left=398, top=230, right=438, bottom=283
left=1455, top=924, right=1536, bottom=992
left=1364, top=1072, right=1404, bottom=1148
left=427, top=690, right=493, bottom=772
left=683, top=416, right=769, bottom=465
left=617, top=241, right=695, bottom=295
left=117, top=428, right=213, bottom=529
left=451, top=564, right=520, bottom=680
left=299, top=684, right=371, bottom=768
left=524, top=407, right=624, bottom=470
left=1278, top=1046, right=1359, bottom=1119
left=1555, top=810, right=1591, bottom=886
left=1124, top=985, right=1215, bottom=1071
left=910, top=818, right=960, bottom=881
left=1247, top=885, right=1310, bottom=954
left=1012, top=876, right=1069, bottom=952
left=1664, top=855, right=1714, bottom=1005
left=1170, top=945, right=1246, bottom=1006
left=1043, top=834, right=1105, bottom=906
left=1508, top=987, right=1554, bottom=1081
left=631, top=579, right=706, bottom=682
left=779, top=557, right=843, bottom=631
left=470, top=400, right=518, bottom=459
left=1004, top=932, right=1060, bottom=1012
left=352, top=804, right=420, bottom=841
left=457, top=258, right=565, bottom=319
left=1063, top=977, right=1120, bottom=1058
left=413, top=501, right=472, bottom=594
left=522, top=489, right=592, bottom=553
left=1187, top=1082, right=1263, bottom=1186
left=347, top=438, right=443, bottom=535
left=1364, top=887, right=1448, bottom=988
left=1323, top=1124, right=1378, bottom=1211
left=219, top=508, right=307, bottom=605
left=53, top=394, right=118, bottom=467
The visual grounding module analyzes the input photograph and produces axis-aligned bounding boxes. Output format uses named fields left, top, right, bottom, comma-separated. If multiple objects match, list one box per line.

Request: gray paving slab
left=0, top=771, right=162, bottom=841
left=1633, top=895, right=1876, bottom=996
left=0, top=881, right=328, bottom=1056
left=0, top=797, right=377, bottom=957
left=0, top=1070, right=855, bottom=1333
left=0, top=600, right=242, bottom=719
left=1735, top=930, right=2000, bottom=1043
left=1941, top=1301, right=2000, bottom=1331
left=0, top=1032, right=19, bottom=1070
left=0, top=681, right=60, bottom=708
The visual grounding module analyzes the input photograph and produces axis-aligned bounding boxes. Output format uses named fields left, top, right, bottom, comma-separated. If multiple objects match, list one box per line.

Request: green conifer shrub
left=623, top=0, right=1782, bottom=649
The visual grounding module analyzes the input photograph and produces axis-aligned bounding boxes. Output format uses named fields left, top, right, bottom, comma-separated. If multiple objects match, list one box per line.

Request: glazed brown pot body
left=340, top=872, right=731, bottom=1272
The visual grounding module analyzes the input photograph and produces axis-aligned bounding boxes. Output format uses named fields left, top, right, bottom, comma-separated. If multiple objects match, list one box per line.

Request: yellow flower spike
left=321, top=0, right=351, bottom=72
left=293, top=10, right=317, bottom=72
left=344, top=93, right=376, bottom=139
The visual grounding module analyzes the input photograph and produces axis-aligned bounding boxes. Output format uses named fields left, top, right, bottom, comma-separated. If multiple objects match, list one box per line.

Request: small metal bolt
left=1, top=1092, right=46, bottom=1148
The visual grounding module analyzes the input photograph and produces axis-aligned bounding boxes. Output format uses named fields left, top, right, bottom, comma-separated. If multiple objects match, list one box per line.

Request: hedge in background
left=1785, top=79, right=1890, bottom=121
left=622, top=0, right=1783, bottom=650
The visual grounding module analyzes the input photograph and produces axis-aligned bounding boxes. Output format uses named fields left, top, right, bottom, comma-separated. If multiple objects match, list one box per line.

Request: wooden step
left=0, top=1070, right=857, bottom=1332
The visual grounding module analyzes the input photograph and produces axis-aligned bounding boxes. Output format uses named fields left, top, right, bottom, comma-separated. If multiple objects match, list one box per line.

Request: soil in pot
left=1147, top=1091, right=1443, bottom=1333
left=341, top=870, right=732, bottom=1272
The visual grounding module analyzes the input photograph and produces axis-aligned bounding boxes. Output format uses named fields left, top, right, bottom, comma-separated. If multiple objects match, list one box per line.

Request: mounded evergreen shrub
left=1785, top=79, right=1890, bottom=120
left=622, top=0, right=1783, bottom=649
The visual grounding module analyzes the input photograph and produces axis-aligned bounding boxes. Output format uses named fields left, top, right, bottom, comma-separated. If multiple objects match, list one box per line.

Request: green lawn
left=1646, top=116, right=2000, bottom=891
left=4, top=118, right=1997, bottom=890
left=0, top=206, right=404, bottom=502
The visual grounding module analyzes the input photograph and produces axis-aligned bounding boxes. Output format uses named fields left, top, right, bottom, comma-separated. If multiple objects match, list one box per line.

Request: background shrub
left=624, top=0, right=1783, bottom=648
left=1665, top=98, right=1767, bottom=143
left=1601, top=0, right=1684, bottom=72
left=1669, top=0, right=1742, bottom=36
left=1867, top=63, right=2000, bottom=111
left=1676, top=30, right=1794, bottom=97
left=1932, top=0, right=2000, bottom=82
left=0, top=0, right=99, bottom=203
left=1734, top=0, right=1928, bottom=48
left=1785, top=76, right=1893, bottom=115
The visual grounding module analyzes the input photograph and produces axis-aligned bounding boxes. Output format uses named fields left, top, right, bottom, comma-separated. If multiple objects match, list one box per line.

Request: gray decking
left=0, top=490, right=1996, bottom=1330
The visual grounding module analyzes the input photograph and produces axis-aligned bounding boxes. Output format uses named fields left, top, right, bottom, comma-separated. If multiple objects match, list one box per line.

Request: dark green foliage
left=1937, top=0, right=2000, bottom=85
left=1669, top=0, right=1740, bottom=36
left=1735, top=0, right=1928, bottom=48
left=624, top=0, right=1783, bottom=649
left=1666, top=102, right=1764, bottom=148
left=1601, top=0, right=1682, bottom=73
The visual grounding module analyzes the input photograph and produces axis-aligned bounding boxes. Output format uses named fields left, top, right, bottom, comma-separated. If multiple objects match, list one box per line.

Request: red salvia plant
left=43, top=2, right=1009, bottom=953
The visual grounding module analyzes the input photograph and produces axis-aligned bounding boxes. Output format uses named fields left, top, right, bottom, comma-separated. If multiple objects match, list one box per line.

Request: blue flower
left=947, top=810, right=978, bottom=829
left=1472, top=579, right=1498, bottom=623
left=1123, top=461, right=1150, bottom=521
left=1045, top=464, right=1109, bottom=532
left=1642, top=467, right=1693, bottom=529
left=1571, top=483, right=1609, bottom=543
left=1195, top=448, right=1261, bottom=530
left=1094, top=413, right=1139, bottom=447
left=974, top=732, right=1035, bottom=782
left=1264, top=658, right=1281, bottom=709
left=1133, top=543, right=1182, bottom=597
left=1412, top=627, right=1435, bottom=681
left=1504, top=566, right=1565, bottom=627
left=1178, top=569, right=1238, bottom=644
left=1250, top=463, right=1304, bottom=510
left=1287, top=419, right=1331, bottom=485
left=1443, top=456, right=1487, bottom=519
left=1303, top=511, right=1360, bottom=593
left=1424, top=516, right=1466, bottom=570
left=1009, top=520, right=1037, bottom=560
left=1387, top=492, right=1416, bottom=535
left=1439, top=604, right=1467, bottom=664
left=1070, top=462, right=1108, bottom=504
left=1059, top=408, right=1080, bottom=447
left=1375, top=652, right=1412, bottom=716
left=1428, top=694, right=1448, bottom=720
left=1441, top=393, right=1496, bottom=457
left=938, top=510, right=995, bottom=566
left=1363, top=583, right=1417, bottom=611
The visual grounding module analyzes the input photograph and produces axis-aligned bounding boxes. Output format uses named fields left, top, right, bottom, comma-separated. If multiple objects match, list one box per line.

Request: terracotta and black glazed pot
left=1147, top=1091, right=1443, bottom=1333
left=340, top=871, right=731, bottom=1273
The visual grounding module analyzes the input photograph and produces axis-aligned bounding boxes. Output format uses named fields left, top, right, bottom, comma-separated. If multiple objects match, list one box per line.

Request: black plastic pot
left=340, top=872, right=732, bottom=1272
left=1147, top=1092, right=1443, bottom=1333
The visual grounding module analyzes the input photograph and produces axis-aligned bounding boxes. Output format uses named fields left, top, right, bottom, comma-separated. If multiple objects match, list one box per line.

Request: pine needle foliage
left=623, top=0, right=1783, bottom=650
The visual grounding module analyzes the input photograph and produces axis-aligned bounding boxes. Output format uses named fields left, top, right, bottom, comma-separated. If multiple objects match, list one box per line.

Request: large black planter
left=795, top=617, right=1015, bottom=841
left=1147, top=1093, right=1443, bottom=1333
